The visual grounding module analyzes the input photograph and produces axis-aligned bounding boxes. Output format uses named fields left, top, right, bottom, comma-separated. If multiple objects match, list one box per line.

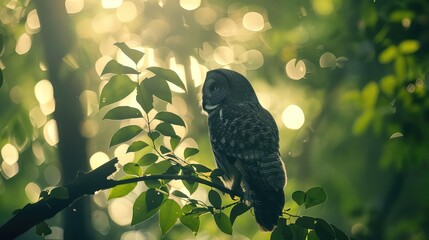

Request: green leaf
left=144, top=179, right=161, bottom=189
left=143, top=76, right=172, bottom=103
left=114, top=42, right=145, bottom=64
left=136, top=82, right=153, bottom=113
left=103, top=106, right=142, bottom=120
left=100, top=75, right=136, bottom=109
left=191, top=164, right=212, bottom=173
left=154, top=112, right=186, bottom=127
left=160, top=199, right=181, bottom=236
left=308, top=231, right=320, bottom=240
left=211, top=169, right=224, bottom=177
left=183, top=179, right=198, bottom=194
left=147, top=66, right=186, bottom=91
left=295, top=216, right=316, bottom=229
left=180, top=205, right=200, bottom=234
left=127, top=141, right=149, bottom=153
left=101, top=59, right=139, bottom=76
left=123, top=163, right=142, bottom=176
left=208, top=190, right=222, bottom=209
left=170, top=136, right=181, bottom=150
left=290, top=223, right=308, bottom=240
left=230, top=202, right=250, bottom=225
left=36, top=221, right=52, bottom=236
left=184, top=148, right=199, bottom=159
left=110, top=125, right=143, bottom=147
left=0, top=68, right=3, bottom=88
left=362, top=82, right=379, bottom=109
left=331, top=224, right=350, bottom=240
left=171, top=190, right=189, bottom=198
left=380, top=75, right=396, bottom=96
left=394, top=55, right=406, bottom=82
left=144, top=160, right=172, bottom=175
left=315, top=219, right=335, bottom=240
left=50, top=187, right=69, bottom=199
left=398, top=40, right=420, bottom=54
left=108, top=176, right=137, bottom=199
left=132, top=190, right=165, bottom=225
left=213, top=212, right=232, bottom=235
left=378, top=45, right=397, bottom=64
left=292, top=190, right=306, bottom=206
left=273, top=218, right=293, bottom=240
left=137, top=153, right=158, bottom=166
left=155, top=122, right=176, bottom=137
left=148, top=131, right=160, bottom=141
left=160, top=145, right=171, bottom=154
left=146, top=188, right=165, bottom=212
left=352, top=110, right=373, bottom=135
left=305, top=187, right=327, bottom=209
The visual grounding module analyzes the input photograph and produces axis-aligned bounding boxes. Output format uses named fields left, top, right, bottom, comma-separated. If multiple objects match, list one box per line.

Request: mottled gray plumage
left=202, top=69, right=287, bottom=231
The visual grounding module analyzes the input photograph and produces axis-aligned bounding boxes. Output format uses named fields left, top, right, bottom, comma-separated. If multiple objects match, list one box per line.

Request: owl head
left=202, top=69, right=259, bottom=113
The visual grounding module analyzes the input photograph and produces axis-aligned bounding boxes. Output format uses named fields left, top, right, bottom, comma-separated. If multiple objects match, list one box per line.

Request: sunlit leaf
left=144, top=160, right=172, bottom=175
left=315, top=218, right=335, bottom=240
left=180, top=205, right=200, bottom=234
left=143, top=76, right=172, bottom=103
left=154, top=112, right=186, bottom=127
left=171, top=190, right=189, bottom=198
left=362, top=82, right=379, bottom=109
left=147, top=66, right=186, bottom=91
left=127, top=141, right=149, bottom=153
left=132, top=190, right=166, bottom=225
left=352, top=110, right=373, bottom=135
left=36, top=221, right=52, bottom=236
left=50, top=187, right=69, bottom=199
left=292, top=190, right=306, bottom=206
left=295, top=216, right=316, bottom=229
left=160, top=199, right=181, bottom=236
left=108, top=176, right=137, bottom=199
left=380, top=75, right=396, bottom=96
left=398, top=40, right=420, bottom=54
left=114, top=42, right=145, bottom=64
left=394, top=55, right=406, bottom=82
left=99, top=75, right=135, bottom=109
left=137, top=153, right=158, bottom=166
left=136, top=82, right=153, bottom=113
left=305, top=187, right=327, bottom=209
left=110, top=125, right=143, bottom=147
left=155, top=122, right=176, bottom=137
left=170, top=136, right=181, bottom=150
left=123, top=163, right=142, bottom=176
left=103, top=106, right=142, bottom=120
left=184, top=148, right=199, bottom=159
left=146, top=188, right=165, bottom=212
left=101, top=59, right=139, bottom=76
left=378, top=45, right=397, bottom=64
left=208, top=190, right=222, bottom=209
left=213, top=212, right=232, bottom=235
left=230, top=203, right=250, bottom=225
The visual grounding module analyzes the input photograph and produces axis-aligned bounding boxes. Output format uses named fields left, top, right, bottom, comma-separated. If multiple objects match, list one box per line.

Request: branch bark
left=0, top=158, right=241, bottom=239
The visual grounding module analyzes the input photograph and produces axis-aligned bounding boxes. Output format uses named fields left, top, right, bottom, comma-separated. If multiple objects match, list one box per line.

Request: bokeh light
left=102, top=0, right=123, bottom=9
left=108, top=198, right=133, bottom=226
left=116, top=1, right=137, bottom=22
left=114, top=144, right=135, bottom=165
left=213, top=46, right=235, bottom=65
left=242, top=49, right=264, bottom=70
left=91, top=210, right=110, bottom=234
left=194, top=7, right=217, bottom=25
left=1, top=161, right=19, bottom=179
left=15, top=33, right=32, bottom=55
left=180, top=0, right=201, bottom=11
left=312, top=0, right=334, bottom=16
left=44, top=165, right=61, bottom=186
left=242, top=12, right=265, bottom=32
left=285, top=59, right=306, bottom=80
left=215, top=18, right=237, bottom=37
left=43, top=119, right=59, bottom=146
left=89, top=152, right=110, bottom=170
left=65, top=0, right=84, bottom=14
left=34, top=79, right=54, bottom=105
left=282, top=104, right=305, bottom=129
left=1, top=143, right=19, bottom=165
left=319, top=52, right=337, bottom=68
left=26, top=9, right=40, bottom=33
left=25, top=182, right=41, bottom=202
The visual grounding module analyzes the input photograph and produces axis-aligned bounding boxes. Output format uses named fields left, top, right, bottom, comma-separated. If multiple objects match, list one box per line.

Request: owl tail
left=253, top=189, right=285, bottom=231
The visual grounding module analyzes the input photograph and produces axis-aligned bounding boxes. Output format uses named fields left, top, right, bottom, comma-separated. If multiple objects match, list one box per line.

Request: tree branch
left=0, top=158, right=241, bottom=239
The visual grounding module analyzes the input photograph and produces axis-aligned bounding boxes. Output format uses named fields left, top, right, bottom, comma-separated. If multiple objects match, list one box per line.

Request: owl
left=202, top=68, right=287, bottom=231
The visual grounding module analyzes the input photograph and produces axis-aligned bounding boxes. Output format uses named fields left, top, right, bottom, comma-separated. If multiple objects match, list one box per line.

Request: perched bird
left=202, top=68, right=287, bottom=231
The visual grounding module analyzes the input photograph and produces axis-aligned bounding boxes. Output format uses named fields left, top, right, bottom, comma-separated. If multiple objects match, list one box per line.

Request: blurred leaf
left=146, top=188, right=164, bottom=212
left=170, top=136, right=181, bottom=150
left=123, top=163, right=142, bottom=176
left=154, top=111, right=186, bottom=127
left=147, top=66, right=186, bottom=91
left=50, top=187, right=69, bottom=199
left=230, top=202, right=250, bottom=225
left=0, top=68, right=3, bottom=88
left=127, top=141, right=149, bottom=153
left=378, top=45, right=397, bottom=64
left=155, top=122, right=176, bottom=137
left=213, top=212, right=232, bottom=235
left=136, top=82, right=153, bottom=113
left=380, top=75, right=396, bottom=96
left=101, top=59, right=139, bottom=76
left=398, top=40, right=420, bottom=54
left=296, top=216, right=316, bottom=229
left=183, top=179, right=198, bottom=194
left=103, top=106, right=142, bottom=120
left=308, top=231, right=319, bottom=240
left=331, top=224, right=351, bottom=240
left=394, top=55, right=406, bottom=82
left=208, top=190, right=222, bottom=209
left=191, top=164, right=212, bottom=173
left=292, top=190, right=306, bottom=206
left=305, top=187, right=327, bottom=209
left=132, top=190, right=165, bottom=225
left=180, top=205, right=200, bottom=234
left=160, top=199, right=181, bottom=236
left=352, top=110, right=373, bottom=135
left=99, top=75, right=135, bottom=109
left=36, top=221, right=52, bottom=236
left=110, top=125, right=143, bottom=147
left=389, top=10, right=414, bottom=22
left=184, top=148, right=199, bottom=159
left=315, top=219, right=335, bottom=240
left=144, top=160, right=172, bottom=175
left=137, top=153, right=158, bottom=166
left=362, top=82, right=379, bottom=109
left=171, top=190, right=189, bottom=198
left=114, top=42, right=145, bottom=64
left=143, top=76, right=172, bottom=103
left=108, top=176, right=137, bottom=199
left=148, top=131, right=161, bottom=141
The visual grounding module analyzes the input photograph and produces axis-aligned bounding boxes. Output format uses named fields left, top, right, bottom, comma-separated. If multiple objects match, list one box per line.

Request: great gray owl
left=202, top=68, right=287, bottom=231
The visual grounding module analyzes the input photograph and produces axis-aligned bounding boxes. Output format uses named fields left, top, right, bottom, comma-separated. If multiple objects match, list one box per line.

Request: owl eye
left=210, top=83, right=220, bottom=92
